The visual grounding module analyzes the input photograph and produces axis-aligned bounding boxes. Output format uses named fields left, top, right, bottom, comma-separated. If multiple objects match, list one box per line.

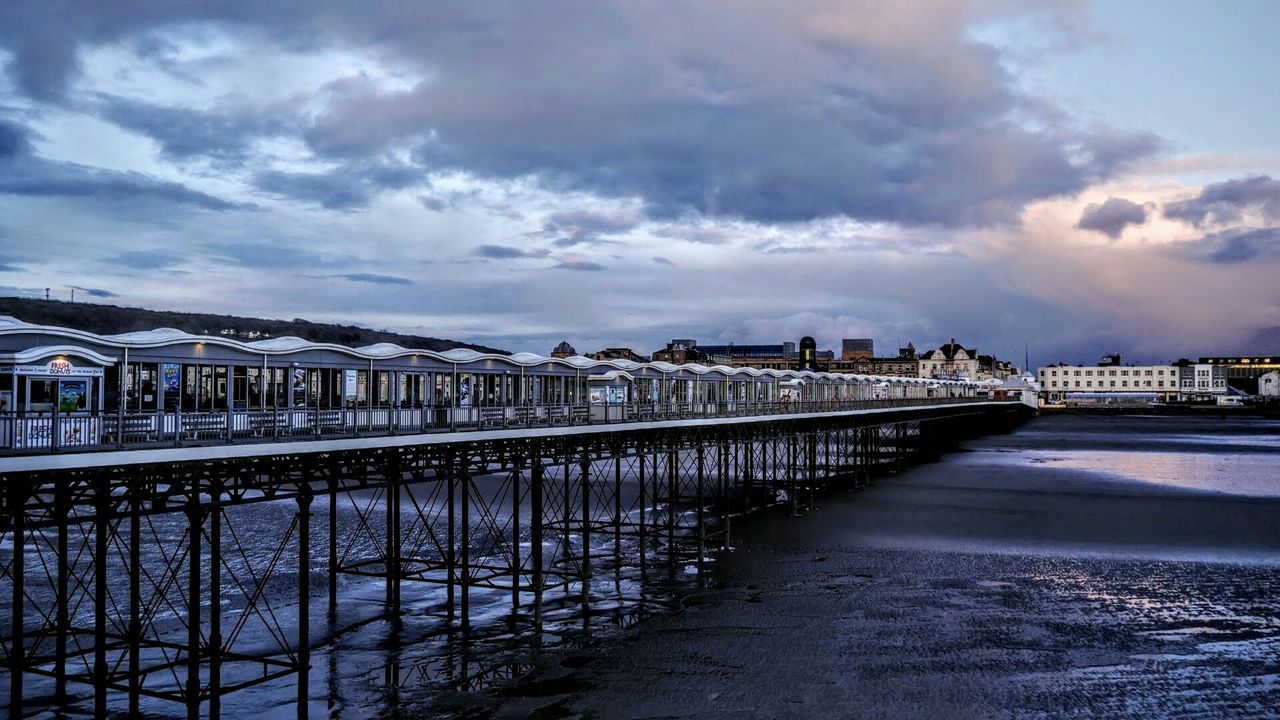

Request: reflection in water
left=959, top=447, right=1280, bottom=497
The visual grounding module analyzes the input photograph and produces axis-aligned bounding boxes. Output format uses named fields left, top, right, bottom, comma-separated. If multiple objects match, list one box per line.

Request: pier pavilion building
left=0, top=316, right=978, bottom=452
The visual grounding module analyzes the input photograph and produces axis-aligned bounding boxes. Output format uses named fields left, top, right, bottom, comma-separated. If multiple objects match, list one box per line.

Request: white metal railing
left=0, top=396, right=1001, bottom=456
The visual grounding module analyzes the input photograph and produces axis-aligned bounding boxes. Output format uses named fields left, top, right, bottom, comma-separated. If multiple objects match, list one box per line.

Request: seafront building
left=1037, top=354, right=1238, bottom=404
left=918, top=339, right=980, bottom=380
left=1197, top=355, right=1280, bottom=395
left=1038, top=362, right=1181, bottom=403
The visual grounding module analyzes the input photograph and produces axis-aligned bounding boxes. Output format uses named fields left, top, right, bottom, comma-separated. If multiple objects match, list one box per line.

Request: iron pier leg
left=210, top=488, right=222, bottom=720
left=186, top=495, right=203, bottom=720
left=9, top=481, right=25, bottom=718
left=94, top=475, right=109, bottom=718
left=695, top=446, right=705, bottom=571
left=530, top=461, right=544, bottom=635
left=613, top=454, right=622, bottom=566
left=129, top=480, right=142, bottom=716
left=579, top=454, right=592, bottom=609
left=297, top=492, right=312, bottom=720
left=637, top=447, right=647, bottom=580
left=666, top=447, right=677, bottom=576
left=719, top=443, right=730, bottom=550
left=54, top=486, right=68, bottom=708
left=788, top=435, right=798, bottom=515
left=447, top=463, right=455, bottom=623
left=460, top=465, right=471, bottom=634
left=328, top=476, right=337, bottom=619
left=511, top=457, right=522, bottom=613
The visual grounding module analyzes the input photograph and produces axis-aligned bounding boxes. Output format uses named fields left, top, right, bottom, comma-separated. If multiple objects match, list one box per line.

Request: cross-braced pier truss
left=1, top=401, right=1029, bottom=718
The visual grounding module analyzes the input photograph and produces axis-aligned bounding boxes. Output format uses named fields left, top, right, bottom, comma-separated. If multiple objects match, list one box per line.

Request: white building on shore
left=1037, top=361, right=1181, bottom=403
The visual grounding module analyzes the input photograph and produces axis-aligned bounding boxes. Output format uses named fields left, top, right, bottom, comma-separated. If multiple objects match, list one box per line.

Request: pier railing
left=0, top=396, right=990, bottom=455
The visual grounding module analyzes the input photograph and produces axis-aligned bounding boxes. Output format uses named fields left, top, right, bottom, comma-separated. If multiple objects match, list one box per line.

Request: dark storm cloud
left=0, top=119, right=32, bottom=158
left=332, top=273, right=413, bottom=285
left=252, top=159, right=420, bottom=210
left=652, top=256, right=675, bottom=266
left=1180, top=227, right=1280, bottom=263
left=1076, top=197, right=1147, bottom=238
left=69, top=285, right=117, bottom=298
left=0, top=117, right=252, bottom=210
left=1, top=158, right=254, bottom=210
left=100, top=249, right=186, bottom=270
left=472, top=244, right=548, bottom=260
left=202, top=240, right=330, bottom=268
left=95, top=94, right=291, bottom=163
left=543, top=210, right=642, bottom=247
left=1164, top=175, right=1280, bottom=227
left=554, top=257, right=607, bottom=272
left=0, top=2, right=1157, bottom=227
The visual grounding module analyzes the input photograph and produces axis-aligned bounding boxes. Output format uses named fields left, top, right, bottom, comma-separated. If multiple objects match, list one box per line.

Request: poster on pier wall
left=343, top=369, right=358, bottom=406
left=0, top=390, right=12, bottom=412
left=458, top=375, right=472, bottom=407
left=292, top=368, right=306, bottom=406
left=162, top=363, right=181, bottom=394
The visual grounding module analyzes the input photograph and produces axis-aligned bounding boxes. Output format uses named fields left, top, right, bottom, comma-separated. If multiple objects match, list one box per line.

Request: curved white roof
left=0, top=317, right=983, bottom=389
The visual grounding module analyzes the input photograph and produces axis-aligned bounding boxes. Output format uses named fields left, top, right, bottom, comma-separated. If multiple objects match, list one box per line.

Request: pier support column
left=94, top=474, right=109, bottom=718
left=460, top=462, right=471, bottom=634
left=511, top=457, right=522, bottom=613
left=186, top=492, right=203, bottom=720
left=210, top=480, right=223, bottom=720
left=53, top=485, right=68, bottom=708
left=297, top=491, right=312, bottom=720
left=9, top=480, right=25, bottom=718
left=128, top=477, right=142, bottom=716
left=530, top=460, right=544, bottom=635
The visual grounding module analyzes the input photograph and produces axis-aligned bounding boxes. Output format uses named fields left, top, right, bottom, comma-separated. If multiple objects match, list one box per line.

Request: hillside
left=0, top=297, right=508, bottom=355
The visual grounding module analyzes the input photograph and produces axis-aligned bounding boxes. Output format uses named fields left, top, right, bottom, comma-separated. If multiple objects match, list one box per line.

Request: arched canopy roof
left=0, top=316, right=984, bottom=390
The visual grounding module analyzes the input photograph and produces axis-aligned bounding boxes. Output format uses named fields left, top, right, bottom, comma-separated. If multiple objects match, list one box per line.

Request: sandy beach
left=480, top=415, right=1280, bottom=719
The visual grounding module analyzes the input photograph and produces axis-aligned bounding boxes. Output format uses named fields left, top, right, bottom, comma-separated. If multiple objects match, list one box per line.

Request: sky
left=1, top=1, right=1278, bottom=367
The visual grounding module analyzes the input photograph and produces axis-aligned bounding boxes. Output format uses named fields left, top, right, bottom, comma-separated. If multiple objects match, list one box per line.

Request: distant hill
left=0, top=297, right=508, bottom=355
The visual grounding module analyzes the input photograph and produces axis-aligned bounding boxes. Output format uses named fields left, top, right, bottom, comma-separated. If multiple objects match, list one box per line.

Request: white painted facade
left=1259, top=371, right=1280, bottom=398
left=1037, top=364, right=1181, bottom=400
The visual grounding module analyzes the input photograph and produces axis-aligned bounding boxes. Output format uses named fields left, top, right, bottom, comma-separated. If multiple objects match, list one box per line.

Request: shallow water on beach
left=509, top=414, right=1280, bottom=720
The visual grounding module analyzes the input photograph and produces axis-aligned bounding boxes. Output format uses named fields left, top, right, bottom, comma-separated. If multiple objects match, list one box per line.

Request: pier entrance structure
left=0, top=317, right=1029, bottom=718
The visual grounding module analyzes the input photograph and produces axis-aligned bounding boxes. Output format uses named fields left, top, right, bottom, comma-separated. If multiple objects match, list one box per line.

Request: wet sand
left=480, top=415, right=1280, bottom=719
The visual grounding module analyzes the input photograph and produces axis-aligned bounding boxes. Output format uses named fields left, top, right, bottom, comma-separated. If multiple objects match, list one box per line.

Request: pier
left=0, top=399, right=1029, bottom=717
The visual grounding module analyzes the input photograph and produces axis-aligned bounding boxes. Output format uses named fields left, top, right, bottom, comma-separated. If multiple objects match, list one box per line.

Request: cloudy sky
left=1, top=1, right=1278, bottom=365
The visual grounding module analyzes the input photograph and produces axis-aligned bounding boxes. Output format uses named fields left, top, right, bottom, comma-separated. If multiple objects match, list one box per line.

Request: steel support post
left=695, top=445, right=705, bottom=570
left=385, top=460, right=401, bottom=616
left=460, top=463, right=471, bottom=634
left=788, top=435, right=798, bottom=515
left=666, top=447, right=677, bottom=575
left=579, top=454, right=592, bottom=606
left=210, top=483, right=222, bottom=720
left=719, top=443, right=730, bottom=550
left=54, top=485, right=68, bottom=707
left=128, top=478, right=142, bottom=716
left=186, top=493, right=203, bottom=720
left=637, top=446, right=647, bottom=579
left=297, top=492, right=312, bottom=720
left=613, top=454, right=623, bottom=561
left=327, top=475, right=337, bottom=619
left=447, top=458, right=455, bottom=622
left=511, top=457, right=522, bottom=612
left=9, top=480, right=25, bottom=717
left=530, top=460, right=544, bottom=633
left=94, top=474, right=109, bottom=718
